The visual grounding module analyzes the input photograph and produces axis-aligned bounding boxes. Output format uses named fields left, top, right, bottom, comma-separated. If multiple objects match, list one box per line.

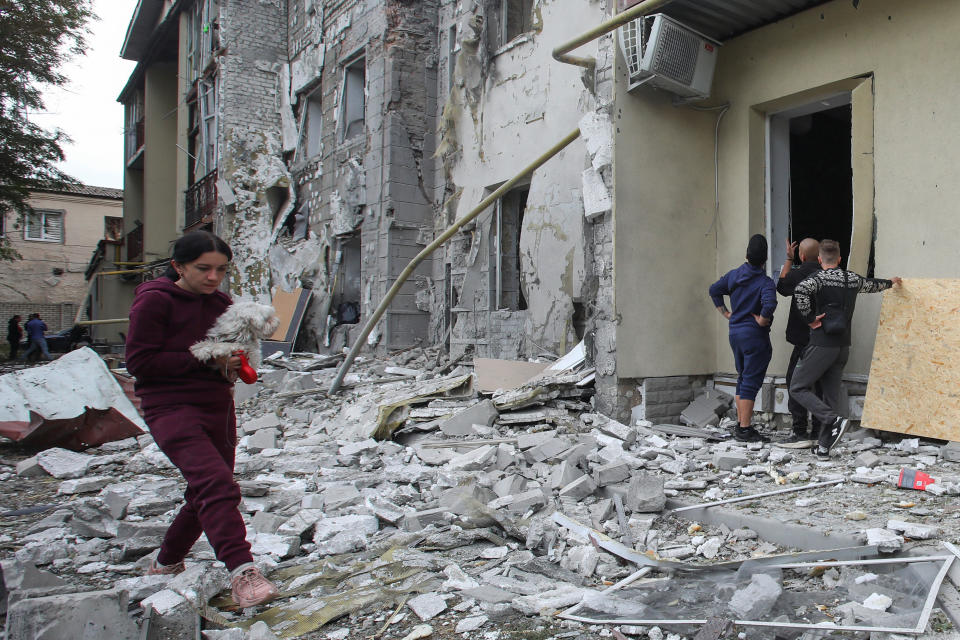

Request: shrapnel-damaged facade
left=113, top=0, right=439, bottom=353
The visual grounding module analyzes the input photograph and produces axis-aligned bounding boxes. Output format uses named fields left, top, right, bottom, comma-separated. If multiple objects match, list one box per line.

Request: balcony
left=126, top=225, right=143, bottom=262
left=126, top=118, right=145, bottom=168
left=185, top=169, right=218, bottom=229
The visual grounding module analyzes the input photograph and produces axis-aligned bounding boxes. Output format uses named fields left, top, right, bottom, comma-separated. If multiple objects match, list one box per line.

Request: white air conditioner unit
left=618, top=13, right=719, bottom=100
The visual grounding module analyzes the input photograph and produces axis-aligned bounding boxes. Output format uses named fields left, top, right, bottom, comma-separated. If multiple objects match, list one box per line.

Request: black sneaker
left=733, top=426, right=769, bottom=443
left=775, top=433, right=815, bottom=449
left=815, top=445, right=831, bottom=461
left=820, top=417, right=850, bottom=452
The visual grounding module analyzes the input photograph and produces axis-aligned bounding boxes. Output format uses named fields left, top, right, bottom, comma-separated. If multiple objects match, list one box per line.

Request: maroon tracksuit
left=125, top=278, right=252, bottom=571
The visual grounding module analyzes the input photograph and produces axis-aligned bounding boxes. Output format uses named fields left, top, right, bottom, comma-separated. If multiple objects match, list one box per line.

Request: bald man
left=775, top=238, right=822, bottom=448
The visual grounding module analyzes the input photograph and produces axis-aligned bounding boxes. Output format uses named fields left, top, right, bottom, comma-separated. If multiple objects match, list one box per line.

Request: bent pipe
left=328, top=128, right=582, bottom=394
left=552, top=0, right=674, bottom=68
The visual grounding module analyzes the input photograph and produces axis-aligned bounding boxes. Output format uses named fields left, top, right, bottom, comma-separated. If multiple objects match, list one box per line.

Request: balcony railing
left=126, top=225, right=143, bottom=262
left=185, top=169, right=218, bottom=229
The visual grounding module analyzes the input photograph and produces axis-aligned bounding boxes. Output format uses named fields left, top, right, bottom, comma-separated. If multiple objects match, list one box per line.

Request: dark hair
left=163, top=230, right=233, bottom=280
left=746, top=234, right=768, bottom=267
left=819, top=239, right=841, bottom=264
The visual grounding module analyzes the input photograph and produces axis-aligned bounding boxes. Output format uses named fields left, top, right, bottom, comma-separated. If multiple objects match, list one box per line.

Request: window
left=24, top=209, right=64, bottom=243
left=488, top=0, right=534, bottom=49
left=489, top=186, right=529, bottom=311
left=104, top=217, right=124, bottom=243
left=503, top=0, right=534, bottom=43
left=125, top=89, right=144, bottom=160
left=186, top=0, right=219, bottom=83
left=341, top=56, right=366, bottom=141
left=296, top=87, right=323, bottom=160
left=187, top=75, right=219, bottom=182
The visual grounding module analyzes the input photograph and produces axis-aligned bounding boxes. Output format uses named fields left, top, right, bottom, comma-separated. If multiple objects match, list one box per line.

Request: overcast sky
left=31, top=1, right=138, bottom=189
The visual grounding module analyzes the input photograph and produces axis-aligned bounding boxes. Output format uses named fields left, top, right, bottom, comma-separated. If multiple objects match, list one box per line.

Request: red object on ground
left=897, top=468, right=935, bottom=491
left=235, top=351, right=258, bottom=384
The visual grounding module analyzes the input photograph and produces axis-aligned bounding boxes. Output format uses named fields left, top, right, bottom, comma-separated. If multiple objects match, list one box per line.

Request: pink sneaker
left=146, top=559, right=185, bottom=575
left=230, top=565, right=279, bottom=607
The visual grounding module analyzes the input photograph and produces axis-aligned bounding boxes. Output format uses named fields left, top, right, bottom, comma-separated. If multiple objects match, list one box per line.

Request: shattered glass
left=569, top=556, right=951, bottom=634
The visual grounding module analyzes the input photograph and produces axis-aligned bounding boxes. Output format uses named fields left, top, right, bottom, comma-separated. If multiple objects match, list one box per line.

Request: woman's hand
left=211, top=354, right=242, bottom=383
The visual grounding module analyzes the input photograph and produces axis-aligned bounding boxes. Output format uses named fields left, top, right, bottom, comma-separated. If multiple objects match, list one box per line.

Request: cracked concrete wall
left=436, top=0, right=608, bottom=360
left=284, top=0, right=438, bottom=352
left=216, top=0, right=294, bottom=302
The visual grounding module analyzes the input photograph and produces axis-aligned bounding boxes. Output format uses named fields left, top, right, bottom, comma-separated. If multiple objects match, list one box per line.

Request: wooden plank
left=861, top=279, right=960, bottom=441
left=474, top=358, right=549, bottom=393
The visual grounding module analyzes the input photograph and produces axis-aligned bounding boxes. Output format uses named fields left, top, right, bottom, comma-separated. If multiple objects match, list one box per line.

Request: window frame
left=23, top=209, right=65, bottom=244
left=339, top=54, right=366, bottom=142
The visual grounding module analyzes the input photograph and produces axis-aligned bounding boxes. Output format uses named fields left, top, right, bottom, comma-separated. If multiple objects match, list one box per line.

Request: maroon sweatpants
left=143, top=391, right=252, bottom=571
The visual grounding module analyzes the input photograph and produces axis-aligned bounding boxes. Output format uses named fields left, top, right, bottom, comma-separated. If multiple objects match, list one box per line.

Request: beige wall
left=143, top=62, right=181, bottom=261
left=0, top=192, right=122, bottom=306
left=615, top=0, right=960, bottom=379
left=612, top=59, right=720, bottom=377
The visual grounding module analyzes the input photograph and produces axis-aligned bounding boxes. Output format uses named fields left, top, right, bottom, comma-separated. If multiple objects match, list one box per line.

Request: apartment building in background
left=0, top=185, right=122, bottom=333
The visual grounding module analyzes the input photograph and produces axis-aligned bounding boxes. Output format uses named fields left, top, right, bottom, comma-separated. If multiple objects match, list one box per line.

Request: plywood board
left=861, top=279, right=960, bottom=441
left=269, top=287, right=310, bottom=342
left=474, top=358, right=550, bottom=393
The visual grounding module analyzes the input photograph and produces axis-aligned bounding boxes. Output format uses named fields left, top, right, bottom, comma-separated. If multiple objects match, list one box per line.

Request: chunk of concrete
left=549, top=461, right=583, bottom=491
left=6, top=588, right=139, bottom=640
left=313, top=514, right=379, bottom=543
left=58, top=476, right=112, bottom=495
left=408, top=592, right=447, bottom=621
left=401, top=508, right=449, bottom=532
left=625, top=473, right=666, bottom=513
left=511, top=585, right=585, bottom=616
left=524, top=438, right=568, bottom=463
left=594, top=459, right=630, bottom=487
left=242, top=413, right=282, bottom=434
left=321, top=484, right=361, bottom=510
left=713, top=450, right=749, bottom=471
left=559, top=475, right=597, bottom=500
left=448, top=445, right=497, bottom=471
left=680, top=394, right=728, bottom=428
left=35, top=448, right=93, bottom=479
left=728, top=573, right=782, bottom=619
left=15, top=456, right=45, bottom=477
left=440, top=400, right=498, bottom=436
left=246, top=428, right=279, bottom=452
left=886, top=519, right=939, bottom=540
left=865, top=528, right=903, bottom=552
left=941, top=442, right=960, bottom=463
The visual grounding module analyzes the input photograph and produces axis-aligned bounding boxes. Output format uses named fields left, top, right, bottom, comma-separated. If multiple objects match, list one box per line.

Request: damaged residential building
left=99, top=0, right=960, bottom=424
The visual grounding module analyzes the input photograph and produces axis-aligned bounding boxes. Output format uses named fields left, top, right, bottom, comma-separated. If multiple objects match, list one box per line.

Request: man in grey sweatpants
left=790, top=239, right=901, bottom=461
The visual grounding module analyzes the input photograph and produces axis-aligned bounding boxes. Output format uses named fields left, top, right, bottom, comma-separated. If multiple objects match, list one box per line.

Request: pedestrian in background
left=775, top=237, right=823, bottom=449
left=709, top=234, right=778, bottom=442
left=125, top=230, right=279, bottom=608
left=21, top=313, right=52, bottom=361
left=791, top=239, right=901, bottom=460
left=6, top=315, right=22, bottom=360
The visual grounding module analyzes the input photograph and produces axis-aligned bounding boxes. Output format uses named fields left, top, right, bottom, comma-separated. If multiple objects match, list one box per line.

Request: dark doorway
left=788, top=104, right=853, bottom=266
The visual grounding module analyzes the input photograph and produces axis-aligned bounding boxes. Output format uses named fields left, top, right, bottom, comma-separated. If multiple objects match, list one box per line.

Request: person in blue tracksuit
left=709, top=234, right=777, bottom=442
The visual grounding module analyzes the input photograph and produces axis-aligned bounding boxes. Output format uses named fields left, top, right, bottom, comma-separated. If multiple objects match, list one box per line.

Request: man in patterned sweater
left=790, top=239, right=901, bottom=460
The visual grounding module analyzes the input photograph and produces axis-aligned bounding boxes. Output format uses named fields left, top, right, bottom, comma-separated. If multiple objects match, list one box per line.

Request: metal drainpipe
left=328, top=128, right=582, bottom=394
left=329, top=0, right=672, bottom=394
left=552, top=0, right=674, bottom=68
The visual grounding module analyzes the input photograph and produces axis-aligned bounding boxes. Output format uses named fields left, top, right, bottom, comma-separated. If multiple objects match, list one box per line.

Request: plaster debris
left=2, top=348, right=959, bottom=638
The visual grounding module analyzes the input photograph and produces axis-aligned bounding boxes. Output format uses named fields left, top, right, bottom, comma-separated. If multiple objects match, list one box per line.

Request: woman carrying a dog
left=125, top=230, right=279, bottom=608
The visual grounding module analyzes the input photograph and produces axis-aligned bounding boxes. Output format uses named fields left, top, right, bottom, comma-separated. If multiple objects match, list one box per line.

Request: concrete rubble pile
left=2, top=349, right=960, bottom=639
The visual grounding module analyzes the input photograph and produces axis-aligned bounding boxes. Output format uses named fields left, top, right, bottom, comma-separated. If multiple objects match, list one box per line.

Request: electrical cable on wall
left=686, top=102, right=730, bottom=248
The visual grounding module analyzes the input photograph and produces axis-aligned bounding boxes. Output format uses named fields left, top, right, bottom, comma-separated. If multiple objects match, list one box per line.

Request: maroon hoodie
left=125, top=278, right=233, bottom=409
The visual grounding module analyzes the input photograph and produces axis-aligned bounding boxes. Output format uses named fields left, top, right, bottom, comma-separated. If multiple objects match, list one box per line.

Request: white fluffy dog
left=190, top=301, right=280, bottom=369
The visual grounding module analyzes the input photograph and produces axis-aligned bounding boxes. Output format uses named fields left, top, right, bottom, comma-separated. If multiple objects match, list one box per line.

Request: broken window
left=24, top=209, right=64, bottom=243
left=769, top=95, right=853, bottom=270
left=296, top=87, right=323, bottom=160
left=186, top=0, right=220, bottom=83
left=187, top=75, right=220, bottom=183
left=488, top=0, right=534, bottom=49
left=125, top=89, right=144, bottom=161
left=341, top=56, right=366, bottom=141
left=332, top=234, right=362, bottom=326
left=489, top=186, right=529, bottom=311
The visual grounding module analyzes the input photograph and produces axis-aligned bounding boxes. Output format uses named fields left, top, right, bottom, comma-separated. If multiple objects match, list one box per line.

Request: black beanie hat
left=746, top=234, right=767, bottom=266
